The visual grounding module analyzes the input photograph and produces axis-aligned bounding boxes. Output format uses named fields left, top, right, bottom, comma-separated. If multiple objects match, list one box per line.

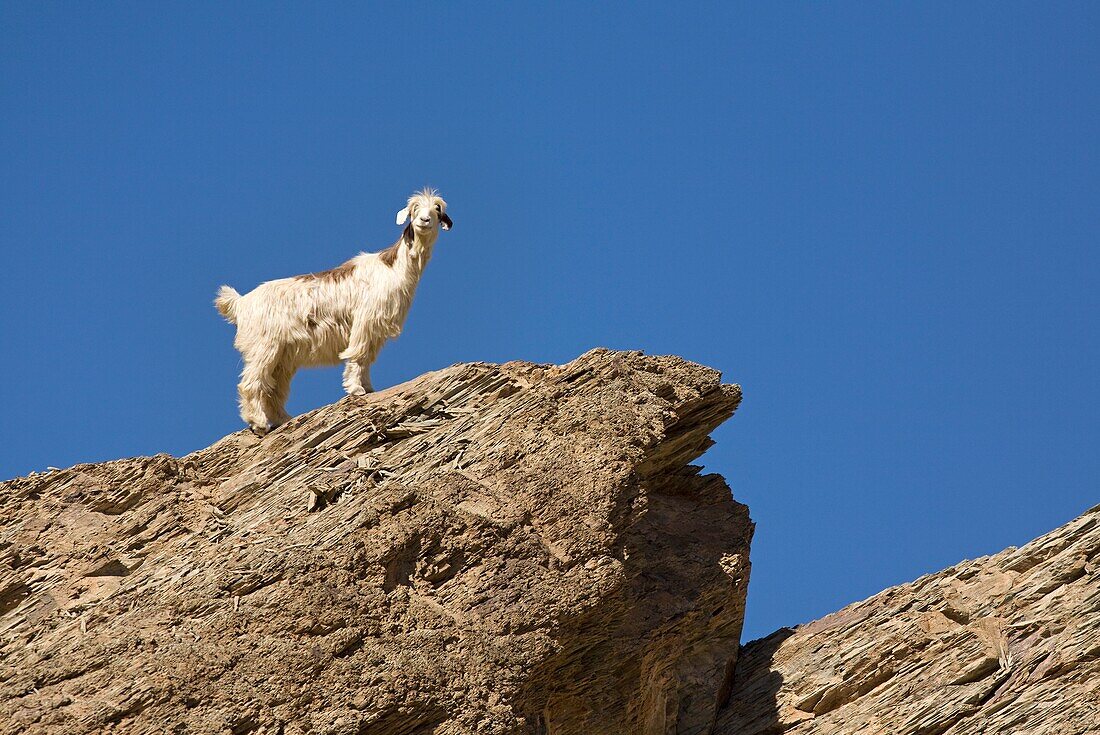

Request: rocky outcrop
left=718, top=504, right=1100, bottom=735
left=0, top=350, right=750, bottom=735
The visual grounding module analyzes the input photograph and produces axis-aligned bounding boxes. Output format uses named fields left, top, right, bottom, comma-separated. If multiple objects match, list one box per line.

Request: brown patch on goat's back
left=296, top=259, right=356, bottom=283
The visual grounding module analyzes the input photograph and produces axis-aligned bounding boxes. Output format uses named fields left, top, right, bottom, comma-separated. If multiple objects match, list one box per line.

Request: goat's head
left=395, top=189, right=452, bottom=236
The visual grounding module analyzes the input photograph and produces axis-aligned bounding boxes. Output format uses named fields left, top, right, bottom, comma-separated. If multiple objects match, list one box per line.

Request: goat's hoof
left=249, top=424, right=270, bottom=437
left=346, top=386, right=368, bottom=397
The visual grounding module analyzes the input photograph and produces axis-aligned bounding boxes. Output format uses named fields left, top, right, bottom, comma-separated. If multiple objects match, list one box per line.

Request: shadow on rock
left=714, top=626, right=796, bottom=735
left=518, top=469, right=754, bottom=735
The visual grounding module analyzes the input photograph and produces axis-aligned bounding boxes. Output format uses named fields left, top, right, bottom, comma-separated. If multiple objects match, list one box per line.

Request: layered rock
left=0, top=349, right=750, bottom=735
left=718, top=504, right=1100, bottom=735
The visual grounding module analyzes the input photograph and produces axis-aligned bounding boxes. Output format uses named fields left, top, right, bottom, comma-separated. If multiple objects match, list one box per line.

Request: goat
left=214, top=188, right=452, bottom=433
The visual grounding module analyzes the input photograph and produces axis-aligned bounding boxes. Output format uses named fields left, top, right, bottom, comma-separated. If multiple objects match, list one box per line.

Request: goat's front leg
left=340, top=317, right=381, bottom=396
left=342, top=359, right=373, bottom=396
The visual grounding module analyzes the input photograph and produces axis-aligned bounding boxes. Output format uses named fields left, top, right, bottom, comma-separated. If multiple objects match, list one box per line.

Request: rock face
left=0, top=350, right=751, bottom=735
left=718, top=504, right=1100, bottom=735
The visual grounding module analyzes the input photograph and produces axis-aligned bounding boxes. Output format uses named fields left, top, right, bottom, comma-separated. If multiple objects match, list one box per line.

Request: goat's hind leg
left=237, top=349, right=284, bottom=434
left=267, top=362, right=296, bottom=428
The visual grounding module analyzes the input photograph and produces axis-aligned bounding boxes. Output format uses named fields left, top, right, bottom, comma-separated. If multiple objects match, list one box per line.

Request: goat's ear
left=439, top=212, right=453, bottom=231
left=395, top=206, right=410, bottom=225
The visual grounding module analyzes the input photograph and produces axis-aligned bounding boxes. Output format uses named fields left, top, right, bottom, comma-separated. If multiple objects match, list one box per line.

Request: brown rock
left=718, top=504, right=1100, bottom=735
left=0, top=349, right=751, bottom=734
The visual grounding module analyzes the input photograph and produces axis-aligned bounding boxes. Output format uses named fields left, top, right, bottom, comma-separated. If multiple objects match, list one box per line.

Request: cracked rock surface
left=717, top=503, right=1100, bottom=735
left=0, top=349, right=750, bottom=735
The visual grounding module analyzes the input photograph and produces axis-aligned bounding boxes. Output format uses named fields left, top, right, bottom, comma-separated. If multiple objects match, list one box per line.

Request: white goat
left=214, top=189, right=452, bottom=433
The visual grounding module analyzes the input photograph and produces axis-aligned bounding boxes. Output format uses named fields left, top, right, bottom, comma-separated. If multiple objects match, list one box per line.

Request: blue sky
left=2, top=3, right=1097, bottom=642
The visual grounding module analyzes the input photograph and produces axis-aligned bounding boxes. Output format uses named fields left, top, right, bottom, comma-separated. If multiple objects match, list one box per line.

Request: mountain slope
left=718, top=503, right=1100, bottom=735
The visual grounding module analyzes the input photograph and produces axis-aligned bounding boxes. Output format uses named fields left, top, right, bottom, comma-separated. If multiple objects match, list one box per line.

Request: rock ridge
left=0, top=349, right=751, bottom=735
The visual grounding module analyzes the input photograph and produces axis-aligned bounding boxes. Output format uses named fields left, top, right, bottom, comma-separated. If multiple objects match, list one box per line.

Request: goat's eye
left=434, top=205, right=441, bottom=213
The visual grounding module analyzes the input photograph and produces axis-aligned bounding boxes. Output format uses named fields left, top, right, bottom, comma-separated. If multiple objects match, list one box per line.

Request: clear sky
left=2, top=3, right=1098, bottom=642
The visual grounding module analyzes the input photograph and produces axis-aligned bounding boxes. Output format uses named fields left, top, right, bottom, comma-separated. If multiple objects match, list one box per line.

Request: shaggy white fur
left=215, top=189, right=452, bottom=433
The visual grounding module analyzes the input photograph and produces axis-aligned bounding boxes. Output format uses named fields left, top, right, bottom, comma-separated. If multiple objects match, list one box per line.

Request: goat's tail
left=214, top=285, right=241, bottom=324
